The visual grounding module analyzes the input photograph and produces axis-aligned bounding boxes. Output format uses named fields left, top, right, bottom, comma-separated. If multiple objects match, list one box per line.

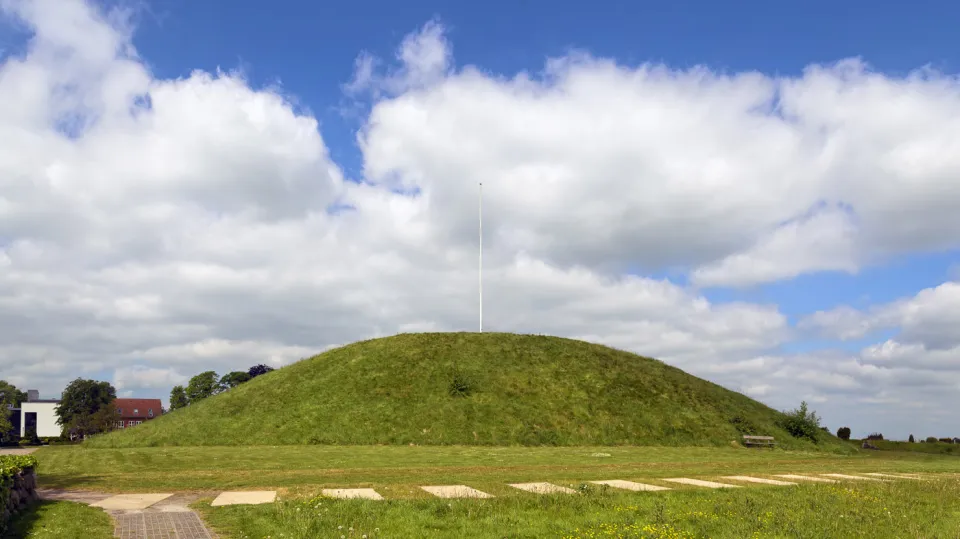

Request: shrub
left=38, top=436, right=65, bottom=445
left=908, top=434, right=915, bottom=443
left=926, top=436, right=938, bottom=443
left=729, top=415, right=757, bottom=435
left=778, top=401, right=822, bottom=443
left=836, top=426, right=851, bottom=440
left=0, top=432, right=20, bottom=447
left=0, top=454, right=39, bottom=535
left=18, top=429, right=40, bottom=446
left=247, top=364, right=275, bottom=378
left=448, top=371, right=474, bottom=398
left=866, top=432, right=884, bottom=441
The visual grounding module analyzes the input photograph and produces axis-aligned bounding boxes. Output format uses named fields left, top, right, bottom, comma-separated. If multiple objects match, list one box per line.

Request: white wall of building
left=20, top=402, right=60, bottom=437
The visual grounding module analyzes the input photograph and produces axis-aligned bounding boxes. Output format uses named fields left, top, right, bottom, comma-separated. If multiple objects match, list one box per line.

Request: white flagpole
left=479, top=182, right=483, bottom=333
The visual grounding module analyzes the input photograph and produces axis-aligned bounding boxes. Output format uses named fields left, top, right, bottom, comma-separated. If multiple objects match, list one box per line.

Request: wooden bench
left=742, top=435, right=776, bottom=448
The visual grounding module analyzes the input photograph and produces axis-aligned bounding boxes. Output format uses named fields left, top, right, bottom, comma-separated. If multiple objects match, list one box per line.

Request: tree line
left=3, top=363, right=276, bottom=443
left=2, top=378, right=121, bottom=442
left=168, top=364, right=274, bottom=410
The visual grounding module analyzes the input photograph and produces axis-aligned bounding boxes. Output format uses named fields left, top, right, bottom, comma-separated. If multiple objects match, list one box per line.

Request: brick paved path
left=115, top=512, right=214, bottom=539
left=39, top=489, right=217, bottom=539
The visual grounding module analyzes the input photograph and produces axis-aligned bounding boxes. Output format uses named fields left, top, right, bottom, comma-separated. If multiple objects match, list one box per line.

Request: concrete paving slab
left=821, top=474, right=883, bottom=481
left=210, top=491, right=277, bottom=507
left=863, top=473, right=924, bottom=480
left=151, top=493, right=209, bottom=513
left=92, top=493, right=174, bottom=511
left=509, top=482, right=577, bottom=494
left=0, top=447, right=38, bottom=455
left=421, top=485, right=493, bottom=499
left=721, top=476, right=797, bottom=486
left=662, top=478, right=740, bottom=489
left=322, top=488, right=384, bottom=500
left=589, top=480, right=671, bottom=492
left=774, top=474, right=838, bottom=483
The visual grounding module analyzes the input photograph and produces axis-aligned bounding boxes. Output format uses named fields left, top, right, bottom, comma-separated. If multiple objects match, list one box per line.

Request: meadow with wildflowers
left=198, top=477, right=960, bottom=538
left=33, top=442, right=960, bottom=492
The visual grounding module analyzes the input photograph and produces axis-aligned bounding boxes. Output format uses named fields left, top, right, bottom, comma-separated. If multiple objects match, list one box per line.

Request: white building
left=20, top=390, right=61, bottom=438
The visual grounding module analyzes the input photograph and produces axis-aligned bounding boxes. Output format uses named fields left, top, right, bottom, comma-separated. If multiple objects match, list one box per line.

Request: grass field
left=33, top=444, right=960, bottom=493
left=858, top=439, right=960, bottom=455
left=30, top=444, right=960, bottom=537
left=197, top=478, right=960, bottom=538
left=3, top=500, right=113, bottom=539
left=85, top=333, right=846, bottom=449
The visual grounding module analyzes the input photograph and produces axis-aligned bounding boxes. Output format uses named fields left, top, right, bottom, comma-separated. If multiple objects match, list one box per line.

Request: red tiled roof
left=114, top=398, right=162, bottom=419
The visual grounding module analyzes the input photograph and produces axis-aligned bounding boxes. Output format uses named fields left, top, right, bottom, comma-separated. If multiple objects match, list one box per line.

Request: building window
left=127, top=420, right=142, bottom=427
left=148, top=409, right=153, bottom=417
left=134, top=408, right=139, bottom=415
left=115, top=421, right=124, bottom=429
left=116, top=408, right=122, bottom=415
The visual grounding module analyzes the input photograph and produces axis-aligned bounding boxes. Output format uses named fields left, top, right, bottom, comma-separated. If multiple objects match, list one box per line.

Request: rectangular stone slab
left=91, top=493, right=174, bottom=510
left=722, top=476, right=797, bottom=486
left=863, top=473, right=924, bottom=480
left=589, top=480, right=671, bottom=492
left=421, top=485, right=493, bottom=499
left=774, top=474, right=837, bottom=483
left=662, top=478, right=741, bottom=489
left=322, top=488, right=384, bottom=500
left=508, top=482, right=577, bottom=494
left=210, top=491, right=277, bottom=506
left=821, top=474, right=883, bottom=481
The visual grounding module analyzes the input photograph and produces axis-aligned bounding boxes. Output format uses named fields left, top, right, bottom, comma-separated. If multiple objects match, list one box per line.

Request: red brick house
left=113, top=398, right=163, bottom=429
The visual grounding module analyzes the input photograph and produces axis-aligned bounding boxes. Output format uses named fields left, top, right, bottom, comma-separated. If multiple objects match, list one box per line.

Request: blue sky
left=124, top=0, right=960, bottom=340
left=2, top=0, right=960, bottom=439
left=118, top=0, right=944, bottom=181
left=124, top=0, right=960, bottom=180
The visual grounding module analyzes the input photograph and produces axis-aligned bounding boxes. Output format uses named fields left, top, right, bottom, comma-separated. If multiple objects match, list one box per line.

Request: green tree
left=90, top=402, right=119, bottom=433
left=220, top=371, right=251, bottom=389
left=247, top=364, right=274, bottom=378
left=185, top=371, right=222, bottom=402
left=909, top=434, right=915, bottom=443
left=169, top=385, right=189, bottom=410
left=0, top=380, right=26, bottom=440
left=778, top=401, right=822, bottom=443
left=0, top=381, right=27, bottom=408
left=836, top=426, right=851, bottom=440
left=55, top=378, right=116, bottom=438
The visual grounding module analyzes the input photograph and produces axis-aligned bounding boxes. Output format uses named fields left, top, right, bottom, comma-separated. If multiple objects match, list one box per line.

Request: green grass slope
left=87, top=333, right=842, bottom=448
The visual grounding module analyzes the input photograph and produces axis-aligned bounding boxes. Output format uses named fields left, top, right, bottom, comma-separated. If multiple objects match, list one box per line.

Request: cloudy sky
left=1, top=0, right=958, bottom=439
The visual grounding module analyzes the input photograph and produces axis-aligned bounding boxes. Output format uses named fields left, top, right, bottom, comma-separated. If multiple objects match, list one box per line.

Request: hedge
left=1, top=455, right=39, bottom=535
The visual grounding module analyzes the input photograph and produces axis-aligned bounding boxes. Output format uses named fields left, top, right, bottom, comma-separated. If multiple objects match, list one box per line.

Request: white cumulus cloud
left=1, top=2, right=959, bottom=439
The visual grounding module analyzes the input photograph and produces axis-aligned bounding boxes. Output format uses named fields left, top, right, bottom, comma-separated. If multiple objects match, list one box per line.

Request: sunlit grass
left=33, top=443, right=960, bottom=492
left=197, top=477, right=960, bottom=538
left=3, top=501, right=113, bottom=539
left=82, top=333, right=851, bottom=449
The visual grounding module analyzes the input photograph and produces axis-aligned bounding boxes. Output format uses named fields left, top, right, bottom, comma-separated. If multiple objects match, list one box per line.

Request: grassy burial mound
left=86, top=333, right=838, bottom=448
